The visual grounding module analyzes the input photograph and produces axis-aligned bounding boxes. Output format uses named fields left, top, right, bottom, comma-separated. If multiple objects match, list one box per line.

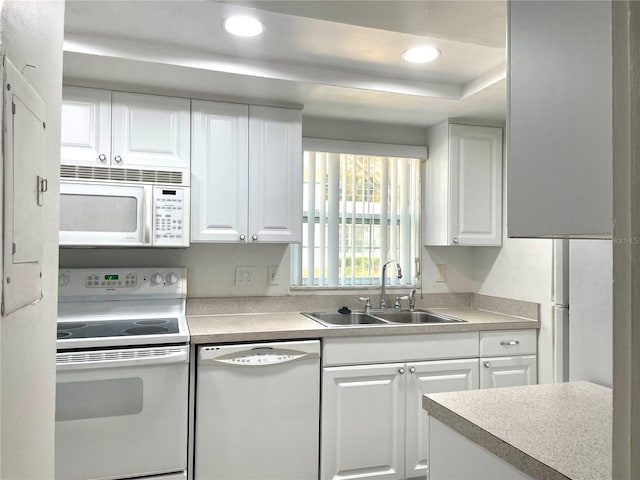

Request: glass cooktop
left=57, top=318, right=180, bottom=340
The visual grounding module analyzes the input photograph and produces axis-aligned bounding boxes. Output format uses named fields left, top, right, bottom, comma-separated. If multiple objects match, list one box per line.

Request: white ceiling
left=63, top=0, right=507, bottom=127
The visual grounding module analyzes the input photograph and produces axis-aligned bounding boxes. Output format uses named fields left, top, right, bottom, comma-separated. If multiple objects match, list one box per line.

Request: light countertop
left=422, top=382, right=612, bottom=480
left=187, top=307, right=540, bottom=344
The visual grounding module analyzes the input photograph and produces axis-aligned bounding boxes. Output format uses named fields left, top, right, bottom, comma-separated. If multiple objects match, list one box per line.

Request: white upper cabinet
left=61, top=86, right=111, bottom=166
left=191, top=101, right=302, bottom=243
left=248, top=106, right=302, bottom=243
left=61, top=87, right=190, bottom=170
left=425, top=122, right=503, bottom=246
left=507, top=1, right=612, bottom=238
left=111, top=92, right=190, bottom=170
left=191, top=100, right=249, bottom=242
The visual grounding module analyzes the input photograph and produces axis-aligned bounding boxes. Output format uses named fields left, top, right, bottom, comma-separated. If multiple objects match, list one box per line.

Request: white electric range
left=56, top=267, right=189, bottom=480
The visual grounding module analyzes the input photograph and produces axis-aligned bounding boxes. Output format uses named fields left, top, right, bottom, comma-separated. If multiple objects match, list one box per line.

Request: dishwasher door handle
left=201, top=348, right=320, bottom=367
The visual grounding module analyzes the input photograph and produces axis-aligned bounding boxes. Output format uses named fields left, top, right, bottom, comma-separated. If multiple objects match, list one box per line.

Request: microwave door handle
left=144, top=186, right=153, bottom=245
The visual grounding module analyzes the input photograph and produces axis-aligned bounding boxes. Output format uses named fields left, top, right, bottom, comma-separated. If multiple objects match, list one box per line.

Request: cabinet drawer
left=479, top=330, right=537, bottom=356
left=323, top=332, right=479, bottom=366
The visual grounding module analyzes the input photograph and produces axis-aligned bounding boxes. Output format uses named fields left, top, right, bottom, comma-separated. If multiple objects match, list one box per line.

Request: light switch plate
left=267, top=265, right=279, bottom=285
left=436, top=264, right=447, bottom=283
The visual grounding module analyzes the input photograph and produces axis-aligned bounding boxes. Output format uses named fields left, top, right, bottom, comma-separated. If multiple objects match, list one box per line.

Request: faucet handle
left=359, top=296, right=372, bottom=311
left=395, top=295, right=409, bottom=309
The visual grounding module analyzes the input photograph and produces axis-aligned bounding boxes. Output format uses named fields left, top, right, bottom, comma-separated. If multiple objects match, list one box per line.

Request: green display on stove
left=104, top=275, right=119, bottom=281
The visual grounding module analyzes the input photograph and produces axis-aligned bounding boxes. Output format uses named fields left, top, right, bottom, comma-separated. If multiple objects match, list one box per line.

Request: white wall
left=0, top=1, right=64, bottom=478
left=472, top=238, right=554, bottom=384
left=569, top=239, right=612, bottom=387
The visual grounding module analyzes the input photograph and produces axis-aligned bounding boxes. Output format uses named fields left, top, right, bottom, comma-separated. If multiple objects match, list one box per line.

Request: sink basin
left=303, top=312, right=388, bottom=327
left=372, top=310, right=465, bottom=324
left=303, top=309, right=465, bottom=327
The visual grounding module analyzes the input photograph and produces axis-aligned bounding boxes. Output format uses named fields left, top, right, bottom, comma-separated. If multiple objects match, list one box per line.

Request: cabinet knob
left=239, top=234, right=246, bottom=241
left=453, top=238, right=459, bottom=244
left=398, top=368, right=405, bottom=374
left=484, top=362, right=491, bottom=368
left=114, top=155, right=123, bottom=164
left=252, top=234, right=258, bottom=241
left=409, top=367, right=416, bottom=374
left=500, top=340, right=520, bottom=346
left=98, top=153, right=107, bottom=163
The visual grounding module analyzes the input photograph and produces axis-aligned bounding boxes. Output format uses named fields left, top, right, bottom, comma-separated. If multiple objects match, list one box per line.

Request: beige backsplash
left=187, top=292, right=539, bottom=321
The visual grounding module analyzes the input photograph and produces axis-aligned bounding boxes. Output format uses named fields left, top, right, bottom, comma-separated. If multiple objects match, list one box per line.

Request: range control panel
left=153, top=187, right=189, bottom=247
left=58, top=268, right=186, bottom=299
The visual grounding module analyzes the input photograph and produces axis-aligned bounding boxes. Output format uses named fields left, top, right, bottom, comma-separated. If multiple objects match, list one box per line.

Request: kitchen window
left=291, top=139, right=425, bottom=288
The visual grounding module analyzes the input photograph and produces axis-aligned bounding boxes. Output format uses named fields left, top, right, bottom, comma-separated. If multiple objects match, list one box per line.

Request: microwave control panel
left=153, top=187, right=189, bottom=247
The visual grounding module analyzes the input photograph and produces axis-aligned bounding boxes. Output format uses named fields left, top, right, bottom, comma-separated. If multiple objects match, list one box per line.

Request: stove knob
left=151, top=273, right=164, bottom=285
left=166, top=272, right=178, bottom=285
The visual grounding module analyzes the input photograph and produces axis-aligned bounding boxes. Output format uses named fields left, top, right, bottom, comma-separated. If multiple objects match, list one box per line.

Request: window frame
left=291, top=138, right=426, bottom=291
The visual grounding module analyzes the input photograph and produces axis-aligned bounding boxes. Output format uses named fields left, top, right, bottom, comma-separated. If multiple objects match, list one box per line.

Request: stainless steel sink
left=372, top=310, right=465, bottom=324
left=303, top=312, right=388, bottom=327
left=303, top=309, right=465, bottom=327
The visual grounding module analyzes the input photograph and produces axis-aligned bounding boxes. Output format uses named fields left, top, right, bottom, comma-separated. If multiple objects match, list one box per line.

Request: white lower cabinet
left=480, top=355, right=537, bottom=389
left=321, top=358, right=479, bottom=480
left=479, top=330, right=537, bottom=389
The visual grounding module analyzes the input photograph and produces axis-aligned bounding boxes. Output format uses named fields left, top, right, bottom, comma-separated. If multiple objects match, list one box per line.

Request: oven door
left=59, top=181, right=152, bottom=247
left=55, top=345, right=189, bottom=480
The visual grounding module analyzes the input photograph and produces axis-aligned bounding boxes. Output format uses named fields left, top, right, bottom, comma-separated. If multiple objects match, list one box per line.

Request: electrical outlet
left=235, top=266, right=255, bottom=286
left=436, top=264, right=447, bottom=283
left=267, top=265, right=279, bottom=286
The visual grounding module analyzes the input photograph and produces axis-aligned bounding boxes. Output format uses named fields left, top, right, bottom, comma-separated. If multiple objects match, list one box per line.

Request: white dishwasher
left=194, top=340, right=320, bottom=480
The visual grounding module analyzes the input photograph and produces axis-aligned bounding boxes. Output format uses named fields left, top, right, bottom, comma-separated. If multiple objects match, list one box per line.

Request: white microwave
left=60, top=181, right=190, bottom=247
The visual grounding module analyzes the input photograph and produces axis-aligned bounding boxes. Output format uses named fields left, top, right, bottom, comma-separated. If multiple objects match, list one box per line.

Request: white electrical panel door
left=191, top=100, right=249, bottom=242
left=480, top=355, right=537, bottom=389
left=60, top=86, right=111, bottom=166
left=112, top=92, right=190, bottom=170
left=3, top=57, right=47, bottom=315
left=248, top=106, right=302, bottom=243
left=449, top=124, right=502, bottom=246
left=405, top=358, right=479, bottom=479
left=321, top=363, right=405, bottom=480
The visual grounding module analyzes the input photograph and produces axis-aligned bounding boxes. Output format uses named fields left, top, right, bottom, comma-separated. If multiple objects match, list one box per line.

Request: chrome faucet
left=380, top=260, right=402, bottom=308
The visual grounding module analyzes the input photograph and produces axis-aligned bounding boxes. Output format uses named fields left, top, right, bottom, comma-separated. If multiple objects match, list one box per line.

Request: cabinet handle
left=398, top=368, right=405, bottom=374
left=114, top=155, right=123, bottom=164
left=239, top=234, right=246, bottom=241
left=252, top=234, right=258, bottom=241
left=453, top=238, right=459, bottom=244
left=409, top=367, right=416, bottom=374
left=484, top=362, right=491, bottom=368
left=500, top=340, right=520, bottom=346
left=98, top=153, right=107, bottom=163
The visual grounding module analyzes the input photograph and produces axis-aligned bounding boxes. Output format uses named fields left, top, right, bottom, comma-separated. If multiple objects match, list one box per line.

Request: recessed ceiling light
left=401, top=47, right=441, bottom=64
left=223, top=16, right=264, bottom=37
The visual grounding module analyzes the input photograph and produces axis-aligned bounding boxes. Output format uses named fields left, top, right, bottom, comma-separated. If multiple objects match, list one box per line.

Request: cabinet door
left=449, top=124, right=502, bottom=246
left=248, top=106, right=302, bottom=243
left=405, top=359, right=479, bottom=480
left=191, top=100, right=249, bottom=242
left=321, top=363, right=405, bottom=480
left=61, top=86, right=111, bottom=166
left=480, top=355, right=537, bottom=389
left=508, top=1, right=612, bottom=238
left=112, top=92, right=190, bottom=170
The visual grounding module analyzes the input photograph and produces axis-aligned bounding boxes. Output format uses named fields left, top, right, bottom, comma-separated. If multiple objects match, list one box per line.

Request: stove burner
left=57, top=331, right=72, bottom=339
left=133, top=319, right=170, bottom=326
left=61, top=322, right=88, bottom=330
left=123, top=326, right=170, bottom=335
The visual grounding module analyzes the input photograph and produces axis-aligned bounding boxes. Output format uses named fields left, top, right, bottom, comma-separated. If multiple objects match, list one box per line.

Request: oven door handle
left=56, top=346, right=189, bottom=371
